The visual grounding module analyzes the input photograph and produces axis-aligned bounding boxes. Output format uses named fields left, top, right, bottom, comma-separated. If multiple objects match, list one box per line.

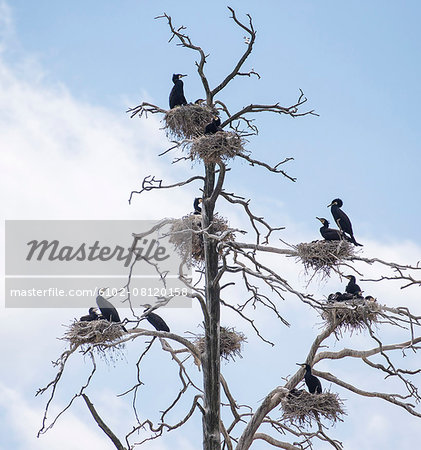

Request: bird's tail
left=350, top=234, right=363, bottom=246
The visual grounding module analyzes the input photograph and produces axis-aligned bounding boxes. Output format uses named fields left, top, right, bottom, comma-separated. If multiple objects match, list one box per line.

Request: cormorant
left=79, top=307, right=100, bottom=322
left=169, top=74, right=187, bottom=109
left=345, top=275, right=362, bottom=296
left=96, top=288, right=127, bottom=332
left=336, top=292, right=354, bottom=302
left=316, top=217, right=351, bottom=242
left=365, top=295, right=376, bottom=302
left=193, top=197, right=202, bottom=215
left=142, top=305, right=170, bottom=332
left=204, top=116, right=222, bottom=134
left=287, top=388, right=305, bottom=399
left=327, top=198, right=362, bottom=246
left=297, top=363, right=322, bottom=394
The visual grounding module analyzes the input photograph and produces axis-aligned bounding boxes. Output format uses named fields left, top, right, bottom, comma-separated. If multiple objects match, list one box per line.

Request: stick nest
left=195, top=327, right=246, bottom=361
left=169, top=213, right=235, bottom=266
left=189, top=131, right=246, bottom=164
left=63, top=320, right=125, bottom=347
left=295, top=240, right=355, bottom=277
left=164, top=104, right=217, bottom=139
left=321, top=298, right=381, bottom=333
left=281, top=390, right=345, bottom=426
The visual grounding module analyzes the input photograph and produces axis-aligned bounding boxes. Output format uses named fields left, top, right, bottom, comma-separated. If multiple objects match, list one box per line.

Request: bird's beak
left=199, top=198, right=203, bottom=203
left=327, top=202, right=333, bottom=207
left=316, top=217, right=323, bottom=223
left=93, top=307, right=98, bottom=312
left=296, top=363, right=305, bottom=367
left=180, top=74, right=187, bottom=78
left=344, top=275, right=351, bottom=280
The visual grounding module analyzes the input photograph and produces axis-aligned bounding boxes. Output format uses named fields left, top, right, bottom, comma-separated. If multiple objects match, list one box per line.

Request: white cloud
left=0, top=383, right=112, bottom=450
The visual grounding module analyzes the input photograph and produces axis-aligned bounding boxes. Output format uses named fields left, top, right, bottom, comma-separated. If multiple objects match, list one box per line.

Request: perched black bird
left=193, top=197, right=202, bottom=215
left=96, top=288, right=127, bottom=332
left=142, top=305, right=170, bottom=332
left=169, top=73, right=187, bottom=109
left=316, top=217, right=351, bottom=242
left=345, top=275, right=362, bottom=296
left=336, top=292, right=355, bottom=302
left=287, top=388, right=305, bottom=399
left=328, top=198, right=362, bottom=246
left=79, top=307, right=100, bottom=322
left=327, top=292, right=354, bottom=302
left=204, top=116, right=222, bottom=134
left=297, top=363, right=322, bottom=394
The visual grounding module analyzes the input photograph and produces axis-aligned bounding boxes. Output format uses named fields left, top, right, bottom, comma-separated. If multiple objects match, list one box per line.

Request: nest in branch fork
left=281, top=390, right=345, bottom=426
left=295, top=240, right=355, bottom=277
left=322, top=298, right=381, bottom=333
left=169, top=213, right=235, bottom=266
left=195, top=326, right=246, bottom=361
left=164, top=104, right=218, bottom=139
left=189, top=131, right=246, bottom=164
left=63, top=320, right=125, bottom=348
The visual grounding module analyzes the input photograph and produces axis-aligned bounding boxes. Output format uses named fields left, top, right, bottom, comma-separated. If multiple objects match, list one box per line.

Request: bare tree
left=37, top=7, right=421, bottom=450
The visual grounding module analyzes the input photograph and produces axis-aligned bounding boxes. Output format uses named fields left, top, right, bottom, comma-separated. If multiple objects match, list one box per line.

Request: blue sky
left=5, top=0, right=421, bottom=241
left=1, top=1, right=421, bottom=449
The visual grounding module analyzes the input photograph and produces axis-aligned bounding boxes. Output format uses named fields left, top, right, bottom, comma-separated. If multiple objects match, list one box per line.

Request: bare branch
left=156, top=13, right=212, bottom=102
left=237, top=153, right=296, bottom=181
left=253, top=433, right=301, bottom=449
left=129, top=174, right=204, bottom=204
left=210, top=7, right=257, bottom=101
left=82, top=394, right=126, bottom=450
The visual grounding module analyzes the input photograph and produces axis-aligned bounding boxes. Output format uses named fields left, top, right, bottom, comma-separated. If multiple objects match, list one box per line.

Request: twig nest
left=169, top=213, right=235, bottom=266
left=164, top=104, right=217, bottom=139
left=195, top=326, right=246, bottom=361
left=189, top=131, right=246, bottom=163
left=281, top=390, right=345, bottom=426
left=295, top=240, right=355, bottom=277
left=63, top=320, right=125, bottom=346
left=321, top=297, right=381, bottom=333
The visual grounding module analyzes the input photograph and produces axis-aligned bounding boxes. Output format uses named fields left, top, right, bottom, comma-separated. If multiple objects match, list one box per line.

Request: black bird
left=79, top=307, right=100, bottom=322
left=297, top=363, right=322, bottom=394
left=193, top=197, right=202, bottom=215
left=169, top=73, right=187, bottom=109
left=345, top=275, right=363, bottom=296
left=96, top=288, right=127, bottom=332
left=316, top=217, right=351, bottom=242
left=204, top=116, right=221, bottom=134
left=287, top=388, right=305, bottom=399
left=328, top=198, right=362, bottom=246
left=336, top=292, right=354, bottom=302
left=142, top=305, right=170, bottom=332
left=327, top=292, right=354, bottom=302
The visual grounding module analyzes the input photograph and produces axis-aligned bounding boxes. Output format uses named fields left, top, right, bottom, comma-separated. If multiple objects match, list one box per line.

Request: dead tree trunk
left=201, top=162, right=221, bottom=449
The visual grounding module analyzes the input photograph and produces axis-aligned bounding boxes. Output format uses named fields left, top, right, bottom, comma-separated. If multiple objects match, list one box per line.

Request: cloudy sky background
left=1, top=1, right=421, bottom=449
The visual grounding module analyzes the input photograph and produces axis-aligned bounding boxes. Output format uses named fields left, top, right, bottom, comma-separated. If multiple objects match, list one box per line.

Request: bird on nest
left=193, top=197, right=202, bottom=215
left=297, top=363, right=322, bottom=394
left=204, top=116, right=222, bottom=134
left=96, top=288, right=127, bottom=332
left=316, top=217, right=351, bottom=243
left=328, top=198, right=362, bottom=246
left=344, top=275, right=363, bottom=297
left=169, top=73, right=187, bottom=109
left=79, top=307, right=101, bottom=322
